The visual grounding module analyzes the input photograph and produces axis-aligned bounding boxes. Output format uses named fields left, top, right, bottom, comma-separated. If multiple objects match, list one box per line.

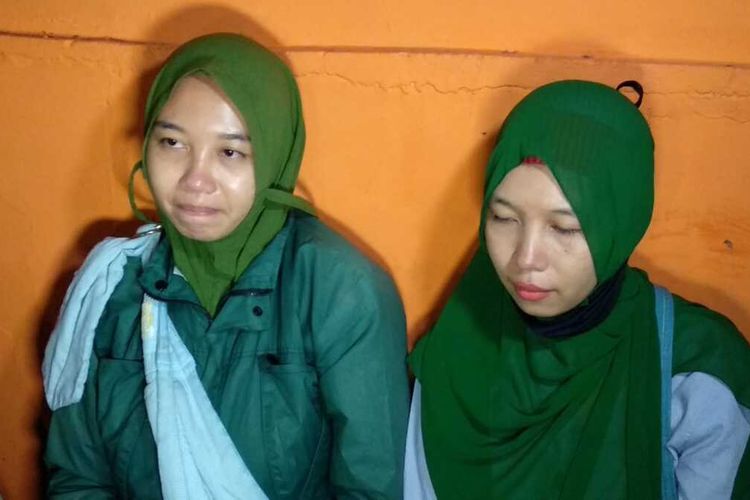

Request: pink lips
left=177, top=205, right=218, bottom=215
left=175, top=204, right=220, bottom=219
left=513, top=282, right=552, bottom=302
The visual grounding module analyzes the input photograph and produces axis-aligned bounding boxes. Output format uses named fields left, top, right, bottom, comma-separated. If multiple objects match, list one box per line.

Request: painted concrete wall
left=1, top=1, right=748, bottom=496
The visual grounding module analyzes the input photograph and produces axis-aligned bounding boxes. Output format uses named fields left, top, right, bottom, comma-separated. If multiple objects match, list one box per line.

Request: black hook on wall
left=616, top=80, right=644, bottom=108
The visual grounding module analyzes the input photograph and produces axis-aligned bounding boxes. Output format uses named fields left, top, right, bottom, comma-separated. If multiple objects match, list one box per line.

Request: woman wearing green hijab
left=43, top=34, right=409, bottom=499
left=404, top=80, right=750, bottom=499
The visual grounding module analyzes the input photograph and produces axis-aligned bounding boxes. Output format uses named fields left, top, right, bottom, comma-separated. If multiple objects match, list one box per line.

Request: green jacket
left=45, top=213, right=409, bottom=499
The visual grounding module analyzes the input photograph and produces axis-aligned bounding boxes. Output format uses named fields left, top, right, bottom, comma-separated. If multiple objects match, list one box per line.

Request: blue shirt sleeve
left=669, top=372, right=750, bottom=500
left=404, top=381, right=437, bottom=500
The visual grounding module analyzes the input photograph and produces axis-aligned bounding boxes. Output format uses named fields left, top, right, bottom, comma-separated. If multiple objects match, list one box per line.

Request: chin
left=174, top=225, right=227, bottom=242
left=512, top=298, right=565, bottom=318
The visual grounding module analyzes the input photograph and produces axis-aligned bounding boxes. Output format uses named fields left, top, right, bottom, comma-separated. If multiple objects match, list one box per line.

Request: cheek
left=220, top=166, right=256, bottom=211
left=559, top=240, right=597, bottom=295
left=485, top=225, right=515, bottom=274
left=145, top=153, right=174, bottom=206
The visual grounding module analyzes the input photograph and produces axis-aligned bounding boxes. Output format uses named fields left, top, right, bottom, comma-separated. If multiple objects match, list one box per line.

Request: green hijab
left=131, top=33, right=314, bottom=315
left=411, top=80, right=750, bottom=499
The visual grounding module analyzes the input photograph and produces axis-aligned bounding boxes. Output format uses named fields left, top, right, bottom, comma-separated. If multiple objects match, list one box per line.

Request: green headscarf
left=131, top=33, right=314, bottom=315
left=411, top=80, right=750, bottom=499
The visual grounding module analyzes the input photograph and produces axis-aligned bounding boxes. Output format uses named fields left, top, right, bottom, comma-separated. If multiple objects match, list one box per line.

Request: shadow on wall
left=115, top=5, right=292, bottom=211
left=112, top=5, right=397, bottom=276
left=148, top=7, right=395, bottom=276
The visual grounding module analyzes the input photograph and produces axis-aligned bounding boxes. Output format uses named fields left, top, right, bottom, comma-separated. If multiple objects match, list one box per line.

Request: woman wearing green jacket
left=43, top=33, right=409, bottom=499
left=404, top=80, right=750, bottom=499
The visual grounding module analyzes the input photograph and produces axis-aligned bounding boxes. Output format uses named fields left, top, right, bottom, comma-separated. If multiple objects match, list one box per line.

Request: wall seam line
left=2, top=29, right=750, bottom=70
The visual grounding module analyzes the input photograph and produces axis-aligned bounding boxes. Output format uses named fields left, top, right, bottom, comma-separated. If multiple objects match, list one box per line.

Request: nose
left=180, top=148, right=217, bottom=193
left=514, top=227, right=547, bottom=272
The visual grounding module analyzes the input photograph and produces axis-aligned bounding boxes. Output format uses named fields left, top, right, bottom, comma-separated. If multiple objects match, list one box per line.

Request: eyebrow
left=218, top=132, right=250, bottom=143
left=492, top=196, right=577, bottom=217
left=153, top=120, right=184, bottom=133
left=153, top=120, right=250, bottom=143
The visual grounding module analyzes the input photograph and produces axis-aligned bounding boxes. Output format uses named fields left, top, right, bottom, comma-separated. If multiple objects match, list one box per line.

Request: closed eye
left=491, top=213, right=517, bottom=224
left=551, top=225, right=582, bottom=236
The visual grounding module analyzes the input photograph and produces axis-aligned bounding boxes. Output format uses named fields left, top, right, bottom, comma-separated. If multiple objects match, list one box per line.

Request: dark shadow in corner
left=114, top=5, right=291, bottom=206
left=128, top=7, right=397, bottom=278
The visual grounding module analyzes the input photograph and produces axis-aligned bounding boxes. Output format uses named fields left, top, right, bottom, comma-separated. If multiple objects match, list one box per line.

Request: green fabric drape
left=411, top=80, right=750, bottom=499
left=134, top=33, right=314, bottom=315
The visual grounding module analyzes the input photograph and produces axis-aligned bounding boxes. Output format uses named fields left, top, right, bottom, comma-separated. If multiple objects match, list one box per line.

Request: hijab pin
left=523, top=156, right=546, bottom=166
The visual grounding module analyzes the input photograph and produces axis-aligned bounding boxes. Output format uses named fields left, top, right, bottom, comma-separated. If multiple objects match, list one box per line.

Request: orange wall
left=1, top=1, right=749, bottom=497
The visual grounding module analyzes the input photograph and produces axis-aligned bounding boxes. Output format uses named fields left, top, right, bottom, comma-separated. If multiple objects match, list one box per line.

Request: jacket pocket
left=259, top=352, right=330, bottom=499
left=96, top=358, right=161, bottom=498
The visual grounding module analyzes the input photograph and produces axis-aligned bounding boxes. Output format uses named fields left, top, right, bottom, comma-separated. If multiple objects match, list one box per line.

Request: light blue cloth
left=403, top=382, right=436, bottom=500
left=43, top=226, right=268, bottom=499
left=141, top=294, right=268, bottom=499
left=669, top=373, right=750, bottom=500
left=42, top=225, right=160, bottom=410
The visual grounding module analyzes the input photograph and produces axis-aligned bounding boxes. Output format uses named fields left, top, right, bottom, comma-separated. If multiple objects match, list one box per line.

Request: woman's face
left=485, top=163, right=597, bottom=317
left=146, top=76, right=256, bottom=242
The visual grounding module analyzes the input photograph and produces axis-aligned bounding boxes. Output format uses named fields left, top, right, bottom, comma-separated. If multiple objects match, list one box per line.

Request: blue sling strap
left=655, top=285, right=677, bottom=500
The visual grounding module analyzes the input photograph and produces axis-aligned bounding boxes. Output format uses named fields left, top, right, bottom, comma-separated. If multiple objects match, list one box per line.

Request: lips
left=513, top=282, right=552, bottom=302
left=175, top=203, right=220, bottom=216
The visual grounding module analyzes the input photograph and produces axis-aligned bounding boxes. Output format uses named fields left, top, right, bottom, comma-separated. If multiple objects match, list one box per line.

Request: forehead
left=155, top=76, right=247, bottom=130
left=163, top=76, right=224, bottom=105
left=492, top=164, right=575, bottom=213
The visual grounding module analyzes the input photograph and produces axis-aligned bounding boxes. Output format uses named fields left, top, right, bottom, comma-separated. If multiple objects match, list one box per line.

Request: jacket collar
left=138, top=219, right=292, bottom=307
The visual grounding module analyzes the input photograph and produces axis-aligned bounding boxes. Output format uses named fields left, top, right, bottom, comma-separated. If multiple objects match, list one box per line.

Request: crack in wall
left=296, top=71, right=750, bottom=104
left=0, top=29, right=167, bottom=48
left=688, top=111, right=750, bottom=124
left=5, top=30, right=750, bottom=110
left=296, top=70, right=532, bottom=95
left=649, top=90, right=750, bottom=99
